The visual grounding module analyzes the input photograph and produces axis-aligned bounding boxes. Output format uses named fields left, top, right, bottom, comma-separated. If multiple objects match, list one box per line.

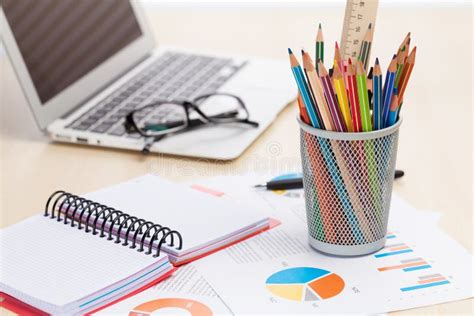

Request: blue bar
left=400, top=280, right=450, bottom=292
left=403, top=265, right=432, bottom=272
left=386, top=235, right=396, bottom=239
left=374, top=249, right=413, bottom=258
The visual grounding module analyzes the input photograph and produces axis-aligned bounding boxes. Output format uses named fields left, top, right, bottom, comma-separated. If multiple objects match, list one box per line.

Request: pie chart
left=265, top=267, right=345, bottom=302
left=129, top=298, right=212, bottom=316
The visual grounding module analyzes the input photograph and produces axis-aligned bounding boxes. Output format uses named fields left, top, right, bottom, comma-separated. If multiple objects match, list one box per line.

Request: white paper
left=84, top=174, right=269, bottom=256
left=0, top=215, right=168, bottom=313
left=191, top=175, right=473, bottom=314
left=95, top=292, right=230, bottom=316
left=95, top=264, right=231, bottom=315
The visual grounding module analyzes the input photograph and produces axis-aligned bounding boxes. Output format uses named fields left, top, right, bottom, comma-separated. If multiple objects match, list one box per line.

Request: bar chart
left=377, top=257, right=432, bottom=272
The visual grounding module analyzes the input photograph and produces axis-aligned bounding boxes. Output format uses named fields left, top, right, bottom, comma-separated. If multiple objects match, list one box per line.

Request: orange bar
left=377, top=261, right=427, bottom=272
left=389, top=245, right=410, bottom=251
left=418, top=277, right=446, bottom=285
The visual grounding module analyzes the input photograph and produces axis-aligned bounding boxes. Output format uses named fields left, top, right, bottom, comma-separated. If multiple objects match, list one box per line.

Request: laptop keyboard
left=68, top=52, right=244, bottom=137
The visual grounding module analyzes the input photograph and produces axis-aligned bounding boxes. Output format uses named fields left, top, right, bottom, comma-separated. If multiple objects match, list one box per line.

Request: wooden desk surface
left=0, top=3, right=472, bottom=314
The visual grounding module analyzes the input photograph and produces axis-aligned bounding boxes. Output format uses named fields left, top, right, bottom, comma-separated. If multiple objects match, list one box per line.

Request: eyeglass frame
left=124, top=92, right=259, bottom=139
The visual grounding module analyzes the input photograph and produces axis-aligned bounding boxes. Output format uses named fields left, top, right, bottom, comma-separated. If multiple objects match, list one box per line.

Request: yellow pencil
left=332, top=64, right=354, bottom=132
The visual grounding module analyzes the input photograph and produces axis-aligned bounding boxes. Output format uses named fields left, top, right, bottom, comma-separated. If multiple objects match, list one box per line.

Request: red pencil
left=347, top=59, right=363, bottom=132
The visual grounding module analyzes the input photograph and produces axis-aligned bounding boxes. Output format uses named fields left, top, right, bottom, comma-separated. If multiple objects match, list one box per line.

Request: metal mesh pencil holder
left=298, top=117, right=402, bottom=256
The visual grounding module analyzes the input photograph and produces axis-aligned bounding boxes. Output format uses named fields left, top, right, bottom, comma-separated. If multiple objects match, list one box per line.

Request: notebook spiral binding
left=44, top=190, right=183, bottom=257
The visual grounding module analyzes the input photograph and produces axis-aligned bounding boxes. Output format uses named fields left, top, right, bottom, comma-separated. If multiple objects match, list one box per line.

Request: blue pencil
left=387, top=93, right=400, bottom=127
left=373, top=58, right=383, bottom=130
left=288, top=48, right=321, bottom=128
left=382, top=58, right=397, bottom=128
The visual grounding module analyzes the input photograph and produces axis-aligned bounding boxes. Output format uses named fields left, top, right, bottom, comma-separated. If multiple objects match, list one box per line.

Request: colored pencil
left=373, top=59, right=383, bottom=130
left=397, top=32, right=411, bottom=56
left=346, top=60, right=363, bottom=132
left=332, top=64, right=354, bottom=132
left=302, top=51, right=335, bottom=131
left=367, top=66, right=374, bottom=108
left=303, top=133, right=333, bottom=242
left=301, top=49, right=325, bottom=129
left=356, top=61, right=372, bottom=132
left=387, top=93, right=400, bottom=126
left=288, top=48, right=321, bottom=128
left=404, top=37, right=411, bottom=61
left=397, top=47, right=416, bottom=102
left=297, top=93, right=311, bottom=125
left=330, top=139, right=370, bottom=242
left=382, top=58, right=397, bottom=127
left=318, top=62, right=347, bottom=132
left=394, top=46, right=407, bottom=88
left=316, top=23, right=324, bottom=74
left=319, top=138, right=364, bottom=243
left=358, top=23, right=373, bottom=70
left=334, top=42, right=344, bottom=75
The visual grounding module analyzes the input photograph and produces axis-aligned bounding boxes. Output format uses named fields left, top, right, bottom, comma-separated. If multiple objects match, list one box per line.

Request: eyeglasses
left=124, top=93, right=259, bottom=154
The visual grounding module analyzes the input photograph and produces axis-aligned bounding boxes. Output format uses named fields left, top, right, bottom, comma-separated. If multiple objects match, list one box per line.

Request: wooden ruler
left=340, top=0, right=379, bottom=60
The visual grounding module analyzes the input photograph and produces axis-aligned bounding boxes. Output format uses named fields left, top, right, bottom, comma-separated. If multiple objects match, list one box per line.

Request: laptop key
left=72, top=123, right=89, bottom=131
left=126, top=133, right=142, bottom=139
left=91, top=123, right=113, bottom=134
left=68, top=52, right=240, bottom=138
left=108, top=125, right=126, bottom=136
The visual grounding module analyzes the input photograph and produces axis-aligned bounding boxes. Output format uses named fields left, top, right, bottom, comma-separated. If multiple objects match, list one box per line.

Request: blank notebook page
left=85, top=175, right=268, bottom=253
left=0, top=215, right=162, bottom=308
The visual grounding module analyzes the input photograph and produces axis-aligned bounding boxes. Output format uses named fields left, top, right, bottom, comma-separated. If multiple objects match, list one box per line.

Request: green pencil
left=315, top=23, right=324, bottom=74
left=356, top=61, right=372, bottom=132
left=394, top=46, right=407, bottom=88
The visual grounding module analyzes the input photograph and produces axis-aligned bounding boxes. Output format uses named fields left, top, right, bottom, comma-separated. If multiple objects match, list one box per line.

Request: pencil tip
left=368, top=67, right=374, bottom=78
left=368, top=23, right=372, bottom=29
left=301, top=49, right=305, bottom=55
left=392, top=54, right=397, bottom=59
left=375, top=57, right=379, bottom=64
left=319, top=23, right=322, bottom=29
left=348, top=58, right=352, bottom=65
left=335, top=41, right=339, bottom=49
left=288, top=48, right=293, bottom=54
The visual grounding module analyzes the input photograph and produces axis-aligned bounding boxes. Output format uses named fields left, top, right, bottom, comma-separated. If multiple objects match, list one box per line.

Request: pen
left=254, top=170, right=405, bottom=190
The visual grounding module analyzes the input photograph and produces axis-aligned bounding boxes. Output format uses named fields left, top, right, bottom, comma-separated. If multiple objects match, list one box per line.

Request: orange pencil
left=398, top=47, right=416, bottom=102
left=297, top=93, right=311, bottom=124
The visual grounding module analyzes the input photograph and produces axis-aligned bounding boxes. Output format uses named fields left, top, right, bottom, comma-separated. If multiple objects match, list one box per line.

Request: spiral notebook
left=0, top=175, right=271, bottom=314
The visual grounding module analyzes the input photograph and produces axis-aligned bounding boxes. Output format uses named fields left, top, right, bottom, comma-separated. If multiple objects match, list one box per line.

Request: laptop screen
left=2, top=0, right=142, bottom=104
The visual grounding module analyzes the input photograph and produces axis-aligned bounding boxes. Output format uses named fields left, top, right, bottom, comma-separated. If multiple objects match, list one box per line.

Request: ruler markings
left=341, top=0, right=379, bottom=61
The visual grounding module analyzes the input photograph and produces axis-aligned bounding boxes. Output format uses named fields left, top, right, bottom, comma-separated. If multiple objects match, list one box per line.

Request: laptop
left=0, top=0, right=296, bottom=160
